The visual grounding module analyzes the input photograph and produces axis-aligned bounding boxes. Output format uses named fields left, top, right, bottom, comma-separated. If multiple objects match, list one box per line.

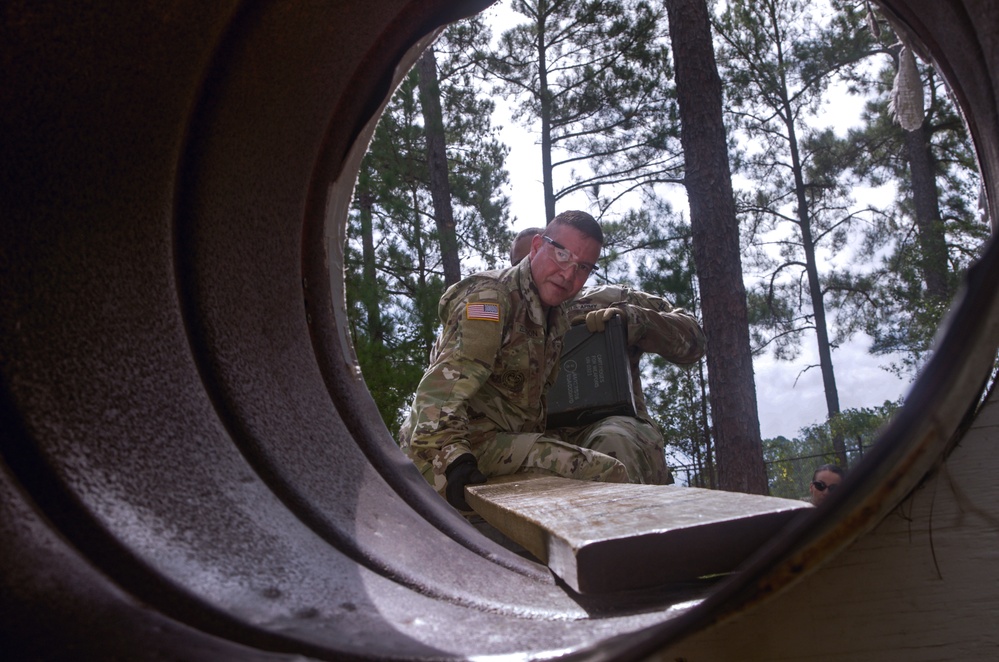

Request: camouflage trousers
left=418, top=431, right=630, bottom=497
left=551, top=416, right=670, bottom=485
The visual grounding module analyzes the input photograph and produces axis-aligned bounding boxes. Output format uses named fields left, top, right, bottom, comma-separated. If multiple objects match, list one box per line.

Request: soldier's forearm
left=631, top=310, right=706, bottom=363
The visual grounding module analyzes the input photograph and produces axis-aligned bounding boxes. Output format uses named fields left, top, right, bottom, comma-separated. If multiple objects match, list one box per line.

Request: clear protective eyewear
left=542, top=235, right=598, bottom=275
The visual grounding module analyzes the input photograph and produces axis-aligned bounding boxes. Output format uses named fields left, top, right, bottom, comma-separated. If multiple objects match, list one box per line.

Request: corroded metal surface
left=2, top=0, right=999, bottom=660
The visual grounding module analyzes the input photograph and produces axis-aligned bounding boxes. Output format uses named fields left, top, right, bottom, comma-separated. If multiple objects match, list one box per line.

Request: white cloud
left=753, top=335, right=911, bottom=439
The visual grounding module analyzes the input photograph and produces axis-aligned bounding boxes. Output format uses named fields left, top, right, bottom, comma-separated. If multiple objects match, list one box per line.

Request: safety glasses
left=542, top=235, right=598, bottom=274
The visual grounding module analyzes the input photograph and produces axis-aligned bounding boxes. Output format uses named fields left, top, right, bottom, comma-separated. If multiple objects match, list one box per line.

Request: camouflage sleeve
left=406, top=284, right=506, bottom=475
left=621, top=289, right=706, bottom=364
left=572, top=285, right=707, bottom=364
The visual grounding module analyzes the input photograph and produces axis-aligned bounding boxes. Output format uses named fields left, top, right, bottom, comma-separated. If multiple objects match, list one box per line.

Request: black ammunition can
left=546, top=315, right=636, bottom=428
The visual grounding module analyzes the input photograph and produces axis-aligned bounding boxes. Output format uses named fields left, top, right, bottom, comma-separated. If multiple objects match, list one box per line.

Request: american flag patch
left=466, top=302, right=500, bottom=322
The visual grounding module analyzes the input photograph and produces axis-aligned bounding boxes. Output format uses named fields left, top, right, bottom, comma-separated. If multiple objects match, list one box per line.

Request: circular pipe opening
left=1, top=0, right=997, bottom=659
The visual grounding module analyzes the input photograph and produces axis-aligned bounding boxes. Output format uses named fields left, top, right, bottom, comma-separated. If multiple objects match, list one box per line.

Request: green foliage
left=645, top=359, right=713, bottom=486
left=633, top=215, right=715, bottom=486
left=346, top=21, right=513, bottom=436
left=828, top=19, right=988, bottom=376
left=717, top=0, right=878, bottom=342
left=481, top=0, right=683, bottom=223
left=764, top=399, right=901, bottom=499
left=349, top=329, right=430, bottom=433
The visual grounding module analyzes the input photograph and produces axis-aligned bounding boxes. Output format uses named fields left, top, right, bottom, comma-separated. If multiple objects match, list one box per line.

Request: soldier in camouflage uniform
left=512, top=230, right=707, bottom=485
left=556, top=285, right=706, bottom=483
left=399, top=211, right=629, bottom=512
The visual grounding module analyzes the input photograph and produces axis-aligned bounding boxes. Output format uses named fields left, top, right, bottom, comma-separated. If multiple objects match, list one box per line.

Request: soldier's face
left=528, top=225, right=601, bottom=307
left=809, top=469, right=842, bottom=506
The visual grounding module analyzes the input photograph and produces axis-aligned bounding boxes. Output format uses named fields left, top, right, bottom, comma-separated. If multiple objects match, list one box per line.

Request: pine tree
left=831, top=5, right=988, bottom=375
left=479, top=0, right=683, bottom=226
left=665, top=0, right=768, bottom=493
left=417, top=45, right=462, bottom=287
left=715, top=0, right=879, bottom=465
left=346, top=21, right=513, bottom=436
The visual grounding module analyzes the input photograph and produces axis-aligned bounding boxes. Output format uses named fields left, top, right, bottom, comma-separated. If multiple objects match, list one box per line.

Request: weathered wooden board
left=466, top=475, right=811, bottom=594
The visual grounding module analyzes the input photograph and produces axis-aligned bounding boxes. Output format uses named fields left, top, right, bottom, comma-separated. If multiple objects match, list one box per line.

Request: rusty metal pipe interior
left=2, top=1, right=998, bottom=659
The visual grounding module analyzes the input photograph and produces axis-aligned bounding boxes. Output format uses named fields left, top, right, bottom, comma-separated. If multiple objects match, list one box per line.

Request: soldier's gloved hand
left=444, top=454, right=487, bottom=512
left=584, top=307, right=623, bottom=333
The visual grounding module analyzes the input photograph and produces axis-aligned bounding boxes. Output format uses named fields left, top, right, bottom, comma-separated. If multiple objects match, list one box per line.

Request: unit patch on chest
left=500, top=370, right=526, bottom=392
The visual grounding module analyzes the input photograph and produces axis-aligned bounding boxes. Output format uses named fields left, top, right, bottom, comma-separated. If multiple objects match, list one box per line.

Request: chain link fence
left=670, top=447, right=866, bottom=501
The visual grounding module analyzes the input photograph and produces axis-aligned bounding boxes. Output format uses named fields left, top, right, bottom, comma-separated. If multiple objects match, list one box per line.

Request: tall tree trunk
left=406, top=181, right=436, bottom=364
left=798, top=209, right=846, bottom=463
left=905, top=123, right=950, bottom=301
left=665, top=0, right=768, bottom=494
left=770, top=2, right=845, bottom=462
left=536, top=8, right=556, bottom=222
left=417, top=46, right=462, bottom=287
left=784, top=98, right=845, bottom=465
left=356, top=176, right=384, bottom=345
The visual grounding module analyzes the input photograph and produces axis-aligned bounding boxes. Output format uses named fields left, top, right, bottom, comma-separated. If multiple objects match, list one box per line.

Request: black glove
left=444, top=453, right=487, bottom=512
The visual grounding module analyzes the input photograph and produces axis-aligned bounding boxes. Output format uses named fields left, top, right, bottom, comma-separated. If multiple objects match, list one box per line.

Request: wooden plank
left=466, top=475, right=811, bottom=594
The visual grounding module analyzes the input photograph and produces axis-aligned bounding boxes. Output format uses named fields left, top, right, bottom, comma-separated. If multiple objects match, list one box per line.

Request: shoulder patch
left=466, top=301, right=500, bottom=322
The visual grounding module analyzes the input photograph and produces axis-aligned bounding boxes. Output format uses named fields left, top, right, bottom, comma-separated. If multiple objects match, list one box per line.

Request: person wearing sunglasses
left=809, top=463, right=845, bottom=506
left=400, top=210, right=633, bottom=513
left=511, top=228, right=706, bottom=485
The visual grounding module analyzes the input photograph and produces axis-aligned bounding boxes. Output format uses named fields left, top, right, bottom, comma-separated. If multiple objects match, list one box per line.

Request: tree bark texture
left=417, top=47, right=462, bottom=286
left=905, top=123, right=951, bottom=302
left=665, top=0, right=768, bottom=494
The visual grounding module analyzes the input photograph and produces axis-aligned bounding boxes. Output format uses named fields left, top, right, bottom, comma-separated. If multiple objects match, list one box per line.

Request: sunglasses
left=812, top=480, right=839, bottom=492
left=541, top=235, right=598, bottom=275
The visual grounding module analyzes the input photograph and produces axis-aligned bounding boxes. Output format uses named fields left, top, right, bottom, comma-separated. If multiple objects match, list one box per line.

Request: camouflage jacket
left=401, top=258, right=570, bottom=476
left=568, top=285, right=706, bottom=421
